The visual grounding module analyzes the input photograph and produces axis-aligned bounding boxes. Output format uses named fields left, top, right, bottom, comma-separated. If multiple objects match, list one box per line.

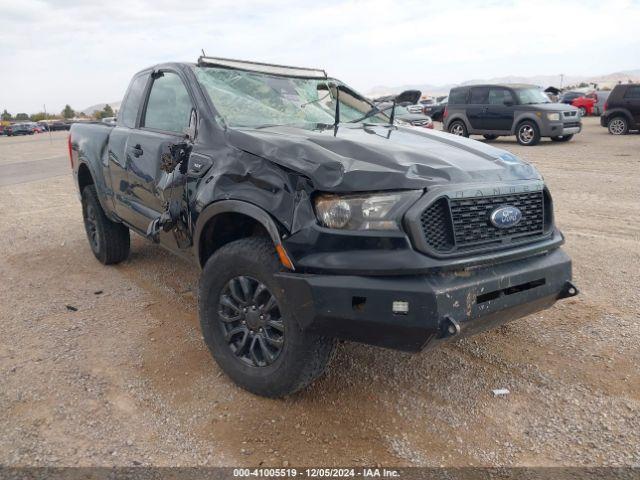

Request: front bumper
left=544, top=121, right=582, bottom=137
left=276, top=248, right=575, bottom=352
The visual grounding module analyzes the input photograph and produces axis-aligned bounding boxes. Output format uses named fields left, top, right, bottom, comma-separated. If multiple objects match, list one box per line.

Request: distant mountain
left=366, top=69, right=640, bottom=99
left=82, top=101, right=121, bottom=116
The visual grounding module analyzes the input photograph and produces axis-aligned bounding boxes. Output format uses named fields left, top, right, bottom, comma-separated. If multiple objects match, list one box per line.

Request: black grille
left=420, top=191, right=546, bottom=253
left=420, top=198, right=454, bottom=251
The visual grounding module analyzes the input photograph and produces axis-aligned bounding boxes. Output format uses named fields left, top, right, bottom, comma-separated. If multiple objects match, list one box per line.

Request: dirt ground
left=0, top=119, right=638, bottom=467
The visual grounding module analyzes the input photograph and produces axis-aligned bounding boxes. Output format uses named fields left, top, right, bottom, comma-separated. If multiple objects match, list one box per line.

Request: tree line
left=1, top=104, right=115, bottom=122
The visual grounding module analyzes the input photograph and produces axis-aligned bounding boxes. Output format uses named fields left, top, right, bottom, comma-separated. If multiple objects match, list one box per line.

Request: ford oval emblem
left=490, top=205, right=522, bottom=229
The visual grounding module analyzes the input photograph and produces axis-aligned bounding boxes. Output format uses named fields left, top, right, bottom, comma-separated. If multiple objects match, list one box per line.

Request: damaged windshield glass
left=193, top=66, right=389, bottom=129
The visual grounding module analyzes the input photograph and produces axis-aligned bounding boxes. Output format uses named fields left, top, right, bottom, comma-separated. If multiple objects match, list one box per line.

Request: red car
left=572, top=95, right=596, bottom=117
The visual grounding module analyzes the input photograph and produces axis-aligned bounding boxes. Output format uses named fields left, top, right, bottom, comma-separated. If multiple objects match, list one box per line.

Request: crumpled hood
left=227, top=124, right=541, bottom=192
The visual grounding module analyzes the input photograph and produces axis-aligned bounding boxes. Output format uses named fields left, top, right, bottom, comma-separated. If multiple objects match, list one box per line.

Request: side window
left=623, top=86, right=640, bottom=99
left=120, top=74, right=148, bottom=128
left=448, top=89, right=467, bottom=105
left=469, top=87, right=489, bottom=105
left=488, top=88, right=514, bottom=105
left=143, top=72, right=193, bottom=134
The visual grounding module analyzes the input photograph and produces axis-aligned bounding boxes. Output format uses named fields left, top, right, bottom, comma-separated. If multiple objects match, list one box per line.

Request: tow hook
left=558, top=281, right=579, bottom=299
left=439, top=315, right=461, bottom=339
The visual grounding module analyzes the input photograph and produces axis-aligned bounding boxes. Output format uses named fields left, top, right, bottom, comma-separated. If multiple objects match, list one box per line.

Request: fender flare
left=445, top=115, right=469, bottom=130
left=76, top=160, right=117, bottom=220
left=511, top=116, right=541, bottom=135
left=193, top=199, right=283, bottom=267
left=604, top=108, right=633, bottom=123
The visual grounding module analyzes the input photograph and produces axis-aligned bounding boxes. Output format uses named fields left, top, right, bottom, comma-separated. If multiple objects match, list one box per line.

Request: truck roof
left=197, top=56, right=327, bottom=79
left=135, top=57, right=328, bottom=81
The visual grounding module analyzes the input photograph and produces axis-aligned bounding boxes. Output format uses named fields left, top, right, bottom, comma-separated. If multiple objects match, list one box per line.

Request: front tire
left=550, top=134, right=574, bottom=142
left=199, top=237, right=336, bottom=397
left=81, top=185, right=130, bottom=265
left=578, top=106, right=587, bottom=117
left=448, top=120, right=468, bottom=137
left=516, top=120, right=541, bottom=146
left=608, top=116, right=628, bottom=135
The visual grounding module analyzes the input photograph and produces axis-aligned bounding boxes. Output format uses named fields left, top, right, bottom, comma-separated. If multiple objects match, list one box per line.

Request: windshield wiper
left=388, top=99, right=396, bottom=126
left=331, top=82, right=340, bottom=136
left=349, top=105, right=386, bottom=124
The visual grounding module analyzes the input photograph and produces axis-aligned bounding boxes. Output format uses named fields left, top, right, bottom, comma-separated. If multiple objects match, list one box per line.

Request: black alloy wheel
left=83, top=203, right=100, bottom=253
left=218, top=275, right=285, bottom=367
left=199, top=237, right=336, bottom=397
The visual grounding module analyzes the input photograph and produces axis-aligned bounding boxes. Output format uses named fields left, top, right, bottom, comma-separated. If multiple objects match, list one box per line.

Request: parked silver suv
left=443, top=84, right=581, bottom=146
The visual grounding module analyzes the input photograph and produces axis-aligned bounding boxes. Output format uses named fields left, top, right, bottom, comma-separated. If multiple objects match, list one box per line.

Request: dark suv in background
left=443, top=84, right=581, bottom=146
left=600, top=84, right=640, bottom=135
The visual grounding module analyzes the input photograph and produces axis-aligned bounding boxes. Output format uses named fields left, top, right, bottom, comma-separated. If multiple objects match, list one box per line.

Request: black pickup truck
left=69, top=57, right=577, bottom=397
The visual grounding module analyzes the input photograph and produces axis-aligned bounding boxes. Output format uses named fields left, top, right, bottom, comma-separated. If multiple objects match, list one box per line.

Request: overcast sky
left=1, top=0, right=639, bottom=114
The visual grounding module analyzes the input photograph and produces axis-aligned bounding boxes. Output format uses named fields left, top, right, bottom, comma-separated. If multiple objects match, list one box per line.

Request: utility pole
left=560, top=74, right=564, bottom=89
left=44, top=104, right=52, bottom=144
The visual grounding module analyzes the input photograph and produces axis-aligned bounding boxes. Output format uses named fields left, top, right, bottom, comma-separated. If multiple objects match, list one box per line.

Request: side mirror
left=185, top=109, right=197, bottom=141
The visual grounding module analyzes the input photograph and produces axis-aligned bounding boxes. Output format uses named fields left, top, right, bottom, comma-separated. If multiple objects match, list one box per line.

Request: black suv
left=600, top=84, right=640, bottom=135
left=443, top=84, right=581, bottom=146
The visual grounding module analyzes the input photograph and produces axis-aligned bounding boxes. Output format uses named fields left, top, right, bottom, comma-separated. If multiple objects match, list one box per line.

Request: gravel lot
left=0, top=119, right=638, bottom=467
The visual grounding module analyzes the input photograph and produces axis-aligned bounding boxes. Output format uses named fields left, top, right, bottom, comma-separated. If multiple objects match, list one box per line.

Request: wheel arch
left=511, top=115, right=541, bottom=134
left=446, top=115, right=469, bottom=130
left=605, top=108, right=633, bottom=124
left=77, top=161, right=94, bottom=193
left=194, top=200, right=285, bottom=269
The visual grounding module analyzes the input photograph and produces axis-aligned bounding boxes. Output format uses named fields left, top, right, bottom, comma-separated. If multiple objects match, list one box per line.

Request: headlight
left=547, top=112, right=560, bottom=121
left=314, top=191, right=422, bottom=230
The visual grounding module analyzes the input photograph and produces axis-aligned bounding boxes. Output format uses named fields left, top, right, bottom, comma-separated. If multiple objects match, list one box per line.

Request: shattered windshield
left=193, top=66, right=389, bottom=129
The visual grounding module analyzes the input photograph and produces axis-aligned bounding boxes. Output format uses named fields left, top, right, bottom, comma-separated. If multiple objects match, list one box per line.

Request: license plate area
left=476, top=278, right=546, bottom=304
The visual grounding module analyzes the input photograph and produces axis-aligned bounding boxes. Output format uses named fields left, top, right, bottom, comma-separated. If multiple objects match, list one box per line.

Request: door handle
left=131, top=144, right=143, bottom=157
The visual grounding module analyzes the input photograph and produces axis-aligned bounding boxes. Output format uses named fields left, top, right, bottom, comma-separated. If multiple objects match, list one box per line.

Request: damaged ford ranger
left=69, top=57, right=577, bottom=397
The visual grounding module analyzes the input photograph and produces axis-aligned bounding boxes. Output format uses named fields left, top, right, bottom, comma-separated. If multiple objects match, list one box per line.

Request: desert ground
left=0, top=118, right=638, bottom=467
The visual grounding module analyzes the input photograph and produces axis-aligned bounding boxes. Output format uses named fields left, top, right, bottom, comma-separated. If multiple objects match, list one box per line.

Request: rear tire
left=550, top=135, right=574, bottom=142
left=81, top=185, right=130, bottom=265
left=516, top=120, right=541, bottom=146
left=448, top=120, right=468, bottom=137
left=199, top=237, right=336, bottom=397
left=607, top=116, right=628, bottom=135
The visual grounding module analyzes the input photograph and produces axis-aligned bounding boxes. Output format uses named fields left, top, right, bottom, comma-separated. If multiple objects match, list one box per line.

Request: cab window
left=469, top=87, right=489, bottom=105
left=488, top=88, right=514, bottom=105
left=120, top=74, right=148, bottom=128
left=143, top=72, right=193, bottom=134
left=623, top=86, right=640, bottom=99
left=448, top=88, right=468, bottom=105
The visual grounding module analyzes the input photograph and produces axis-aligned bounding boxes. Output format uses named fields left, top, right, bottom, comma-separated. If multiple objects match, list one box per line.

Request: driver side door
left=124, top=70, right=195, bottom=249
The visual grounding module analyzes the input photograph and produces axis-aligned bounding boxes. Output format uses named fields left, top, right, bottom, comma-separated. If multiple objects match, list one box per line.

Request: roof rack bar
left=197, top=56, right=327, bottom=79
